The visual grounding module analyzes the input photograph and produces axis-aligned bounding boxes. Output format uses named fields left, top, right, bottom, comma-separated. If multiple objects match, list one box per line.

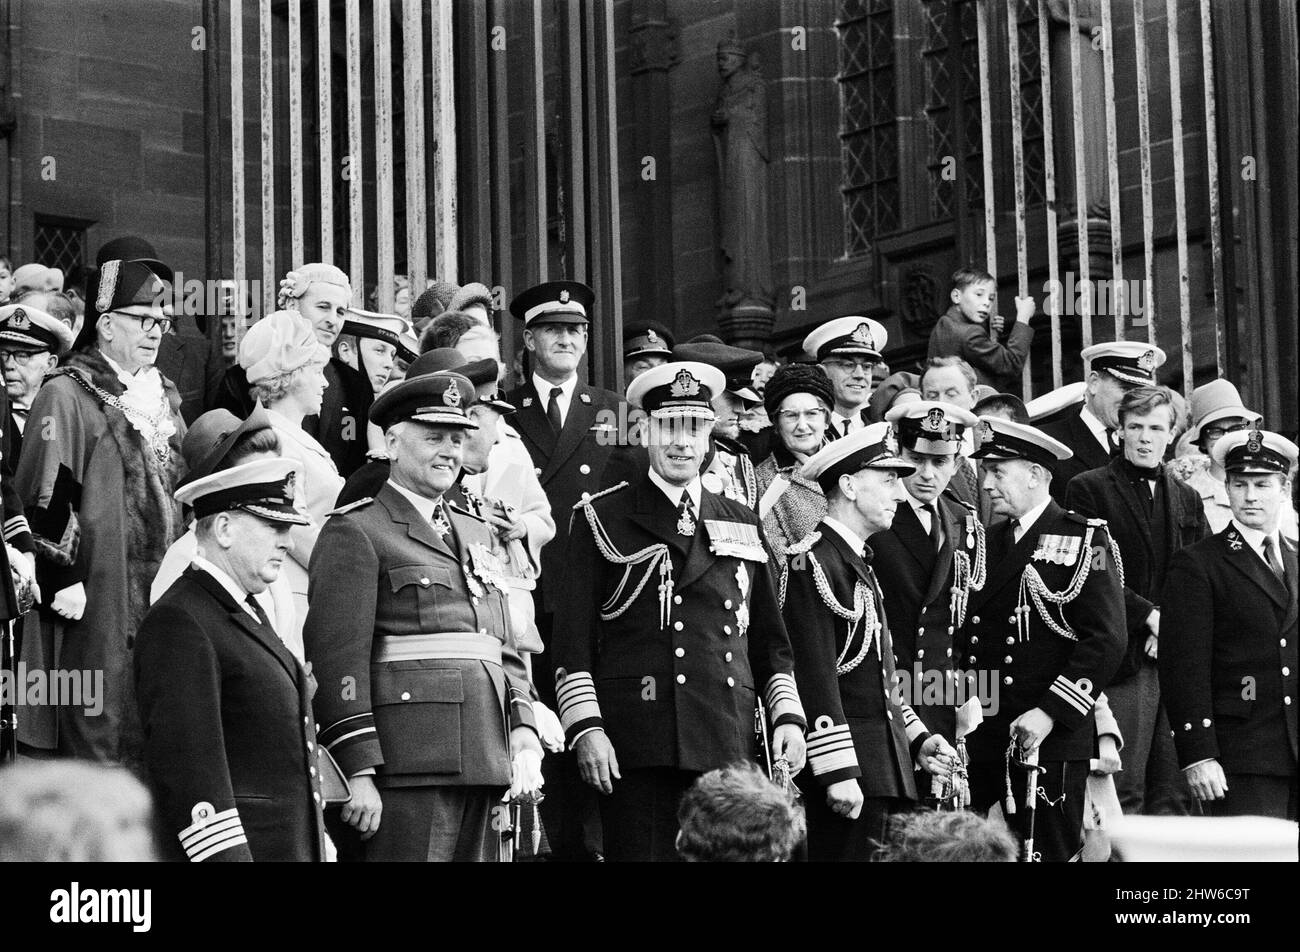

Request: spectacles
left=777, top=409, right=827, bottom=425
left=1204, top=422, right=1252, bottom=441
left=0, top=349, right=46, bottom=365
left=113, top=312, right=173, bottom=334
left=822, top=358, right=877, bottom=374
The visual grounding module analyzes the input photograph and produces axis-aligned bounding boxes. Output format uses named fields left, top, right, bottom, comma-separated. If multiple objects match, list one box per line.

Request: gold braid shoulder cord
left=580, top=503, right=675, bottom=629
left=1016, top=524, right=1121, bottom=643
left=777, top=530, right=820, bottom=609
left=950, top=512, right=988, bottom=627
left=65, top=369, right=173, bottom=465
left=806, top=551, right=879, bottom=676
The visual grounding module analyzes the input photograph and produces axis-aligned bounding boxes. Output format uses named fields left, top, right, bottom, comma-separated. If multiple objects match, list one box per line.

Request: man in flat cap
left=786, top=422, right=959, bottom=860
left=802, top=316, right=888, bottom=440
left=623, top=321, right=675, bottom=383
left=136, top=457, right=328, bottom=861
left=962, top=417, right=1126, bottom=861
left=1160, top=429, right=1299, bottom=820
left=554, top=360, right=806, bottom=861
left=505, top=280, right=622, bottom=860
left=304, top=370, right=543, bottom=861
left=1040, top=341, right=1167, bottom=503
left=869, top=401, right=986, bottom=802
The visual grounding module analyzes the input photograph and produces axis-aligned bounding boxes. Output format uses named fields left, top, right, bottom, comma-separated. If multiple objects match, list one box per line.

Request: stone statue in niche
left=712, top=32, right=774, bottom=346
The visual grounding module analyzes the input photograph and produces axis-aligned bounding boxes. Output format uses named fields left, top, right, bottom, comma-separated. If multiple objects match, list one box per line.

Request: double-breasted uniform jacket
left=1159, top=526, right=1298, bottom=776
left=302, top=483, right=537, bottom=787
left=135, top=567, right=326, bottom=861
left=959, top=501, right=1127, bottom=765
left=1065, top=458, right=1211, bottom=680
left=782, top=524, right=923, bottom=800
left=505, top=378, right=623, bottom=615
left=553, top=474, right=806, bottom=773
left=1040, top=408, right=1112, bottom=504
left=870, top=495, right=986, bottom=742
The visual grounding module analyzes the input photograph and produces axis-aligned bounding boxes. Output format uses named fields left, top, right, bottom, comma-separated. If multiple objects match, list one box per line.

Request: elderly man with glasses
left=14, top=259, right=186, bottom=765
left=802, top=316, right=888, bottom=441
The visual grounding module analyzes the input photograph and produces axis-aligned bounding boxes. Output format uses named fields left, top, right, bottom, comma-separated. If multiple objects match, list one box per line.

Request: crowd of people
left=0, top=243, right=1295, bottom=863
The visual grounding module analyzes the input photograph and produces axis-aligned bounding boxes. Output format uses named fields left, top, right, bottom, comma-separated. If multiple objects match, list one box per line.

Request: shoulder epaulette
left=956, top=499, right=978, bottom=513
left=327, top=497, right=373, bottom=516
left=1064, top=510, right=1107, bottom=528
left=447, top=502, right=487, bottom=522
left=571, top=481, right=628, bottom=509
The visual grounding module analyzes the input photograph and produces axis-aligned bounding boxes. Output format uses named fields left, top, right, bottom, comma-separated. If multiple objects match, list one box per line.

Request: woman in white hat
left=239, top=310, right=343, bottom=639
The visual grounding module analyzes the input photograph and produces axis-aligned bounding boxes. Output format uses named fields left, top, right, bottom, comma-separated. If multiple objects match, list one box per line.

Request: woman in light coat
left=239, top=310, right=342, bottom=640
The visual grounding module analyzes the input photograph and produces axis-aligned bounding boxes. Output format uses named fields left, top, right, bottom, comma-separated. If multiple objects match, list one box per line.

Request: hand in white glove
left=51, top=582, right=87, bottom=621
left=7, top=546, right=39, bottom=606
left=506, top=748, right=545, bottom=802
left=532, top=701, right=566, bottom=753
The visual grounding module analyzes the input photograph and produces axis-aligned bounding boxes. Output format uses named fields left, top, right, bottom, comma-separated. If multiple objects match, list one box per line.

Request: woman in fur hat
left=753, top=362, right=834, bottom=579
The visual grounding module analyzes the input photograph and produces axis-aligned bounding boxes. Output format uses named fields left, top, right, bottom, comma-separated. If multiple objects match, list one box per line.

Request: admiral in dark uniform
left=963, top=417, right=1126, bottom=861
left=554, top=361, right=807, bottom=862
left=1160, top=429, right=1299, bottom=820
left=135, top=458, right=327, bottom=861
left=303, top=371, right=543, bottom=862
left=871, top=401, right=985, bottom=794
left=1040, top=342, right=1166, bottom=502
left=803, top=316, right=887, bottom=440
left=785, top=423, right=959, bottom=860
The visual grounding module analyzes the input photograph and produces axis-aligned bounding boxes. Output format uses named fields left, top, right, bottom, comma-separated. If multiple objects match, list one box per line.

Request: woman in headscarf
left=753, top=362, right=834, bottom=574
left=150, top=403, right=301, bottom=659
left=238, top=310, right=341, bottom=639
left=15, top=259, right=186, bottom=766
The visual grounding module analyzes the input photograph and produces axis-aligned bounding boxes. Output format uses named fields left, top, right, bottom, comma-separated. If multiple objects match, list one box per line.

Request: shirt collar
left=1230, top=518, right=1279, bottom=558
left=902, top=484, right=935, bottom=513
left=1014, top=495, right=1053, bottom=540
left=190, top=554, right=258, bottom=618
left=387, top=478, right=442, bottom=524
left=1079, top=405, right=1110, bottom=450
left=533, top=372, right=577, bottom=403
left=822, top=516, right=867, bottom=557
left=100, top=349, right=146, bottom=381
left=647, top=467, right=701, bottom=511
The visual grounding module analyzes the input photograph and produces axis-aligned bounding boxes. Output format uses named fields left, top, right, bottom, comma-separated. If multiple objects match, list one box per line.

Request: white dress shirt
left=832, top=412, right=864, bottom=437
left=532, top=372, right=578, bottom=428
left=821, top=515, right=868, bottom=558
left=648, top=468, right=702, bottom=513
left=1079, top=404, right=1111, bottom=453
left=1012, top=496, right=1054, bottom=544
left=190, top=555, right=263, bottom=624
left=1230, top=518, right=1285, bottom=572
left=387, top=479, right=443, bottom=524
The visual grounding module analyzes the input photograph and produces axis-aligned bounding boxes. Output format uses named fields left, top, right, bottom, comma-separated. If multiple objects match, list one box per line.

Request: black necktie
left=1263, top=536, right=1286, bottom=584
left=928, top=503, right=944, bottom=552
left=547, top=387, right=563, bottom=434
left=245, top=594, right=272, bottom=630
